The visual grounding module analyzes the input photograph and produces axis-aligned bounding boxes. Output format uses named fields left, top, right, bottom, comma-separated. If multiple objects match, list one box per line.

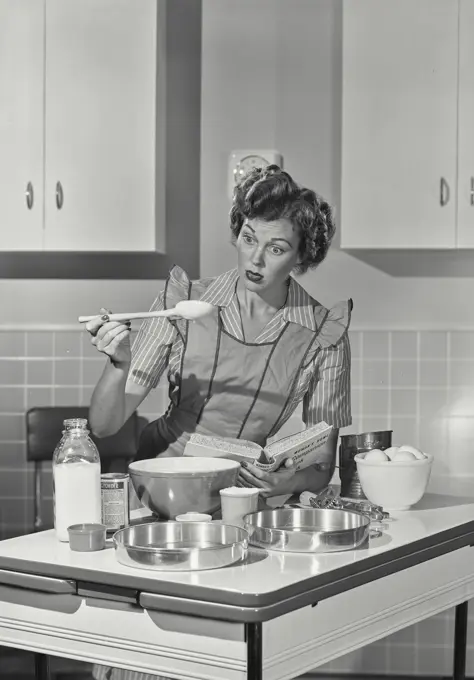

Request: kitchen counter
left=1, top=486, right=474, bottom=679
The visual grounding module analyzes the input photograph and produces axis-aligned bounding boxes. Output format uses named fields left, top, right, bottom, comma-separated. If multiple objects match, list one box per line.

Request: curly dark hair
left=229, top=165, right=335, bottom=274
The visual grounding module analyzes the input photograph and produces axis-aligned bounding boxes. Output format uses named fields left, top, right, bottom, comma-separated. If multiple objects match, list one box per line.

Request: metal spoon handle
left=78, top=309, right=177, bottom=323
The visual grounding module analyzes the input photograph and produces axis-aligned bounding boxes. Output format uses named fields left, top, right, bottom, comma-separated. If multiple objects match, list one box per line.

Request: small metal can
left=101, top=473, right=130, bottom=533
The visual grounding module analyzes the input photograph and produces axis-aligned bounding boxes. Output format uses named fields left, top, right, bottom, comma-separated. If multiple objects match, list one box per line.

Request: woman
left=88, top=165, right=352, bottom=680
left=87, top=164, right=352, bottom=500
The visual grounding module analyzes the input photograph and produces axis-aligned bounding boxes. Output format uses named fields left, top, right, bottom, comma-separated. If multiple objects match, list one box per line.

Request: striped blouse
left=93, top=270, right=352, bottom=680
left=129, top=267, right=352, bottom=432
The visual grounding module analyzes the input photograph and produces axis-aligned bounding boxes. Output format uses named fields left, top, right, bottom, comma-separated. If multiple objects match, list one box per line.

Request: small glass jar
left=52, top=418, right=101, bottom=542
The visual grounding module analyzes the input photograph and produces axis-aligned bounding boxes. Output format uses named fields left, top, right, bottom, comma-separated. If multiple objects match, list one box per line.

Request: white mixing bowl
left=354, top=452, right=434, bottom=510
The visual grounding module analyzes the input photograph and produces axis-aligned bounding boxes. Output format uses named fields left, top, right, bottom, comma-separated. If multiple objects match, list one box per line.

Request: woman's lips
left=245, top=270, right=264, bottom=283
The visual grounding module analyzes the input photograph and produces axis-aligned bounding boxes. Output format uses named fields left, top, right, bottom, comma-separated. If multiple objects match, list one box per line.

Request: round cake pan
left=243, top=507, right=370, bottom=553
left=113, top=521, right=248, bottom=571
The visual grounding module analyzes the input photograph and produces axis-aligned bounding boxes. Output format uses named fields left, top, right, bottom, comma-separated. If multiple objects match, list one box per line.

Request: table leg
left=246, top=622, right=263, bottom=680
left=34, top=652, right=51, bottom=680
left=453, top=601, right=468, bottom=680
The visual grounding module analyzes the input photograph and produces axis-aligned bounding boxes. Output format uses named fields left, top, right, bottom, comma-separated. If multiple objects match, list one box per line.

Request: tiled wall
left=0, top=328, right=166, bottom=540
left=1, top=326, right=474, bottom=677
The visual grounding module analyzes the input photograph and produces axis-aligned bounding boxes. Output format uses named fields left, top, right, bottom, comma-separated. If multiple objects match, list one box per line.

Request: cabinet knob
left=439, top=178, right=450, bottom=207
left=56, top=181, right=64, bottom=210
left=25, top=182, right=34, bottom=210
left=470, top=177, right=474, bottom=207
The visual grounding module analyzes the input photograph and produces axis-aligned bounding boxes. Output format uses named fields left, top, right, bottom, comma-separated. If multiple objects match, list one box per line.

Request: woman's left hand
left=237, top=459, right=295, bottom=498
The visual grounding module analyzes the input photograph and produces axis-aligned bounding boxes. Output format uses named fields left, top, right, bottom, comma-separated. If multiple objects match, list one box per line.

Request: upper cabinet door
left=341, top=0, right=458, bottom=249
left=457, top=0, right=474, bottom=248
left=0, top=0, right=44, bottom=250
left=44, top=0, right=159, bottom=252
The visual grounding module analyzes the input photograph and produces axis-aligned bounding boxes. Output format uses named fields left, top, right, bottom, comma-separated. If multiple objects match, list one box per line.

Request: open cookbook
left=183, top=421, right=333, bottom=472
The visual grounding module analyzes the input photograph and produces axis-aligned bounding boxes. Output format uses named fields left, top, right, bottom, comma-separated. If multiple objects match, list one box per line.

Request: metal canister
left=339, top=430, right=393, bottom=499
left=101, top=473, right=130, bottom=533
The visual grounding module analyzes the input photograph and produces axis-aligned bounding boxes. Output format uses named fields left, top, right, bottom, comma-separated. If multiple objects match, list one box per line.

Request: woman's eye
left=242, top=234, right=254, bottom=244
left=269, top=246, right=284, bottom=256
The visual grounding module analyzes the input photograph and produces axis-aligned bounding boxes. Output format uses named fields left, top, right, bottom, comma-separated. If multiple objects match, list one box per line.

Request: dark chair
left=25, top=406, right=147, bottom=680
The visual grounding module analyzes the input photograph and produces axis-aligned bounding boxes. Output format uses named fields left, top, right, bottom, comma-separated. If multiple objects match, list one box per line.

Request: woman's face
left=236, top=217, right=301, bottom=292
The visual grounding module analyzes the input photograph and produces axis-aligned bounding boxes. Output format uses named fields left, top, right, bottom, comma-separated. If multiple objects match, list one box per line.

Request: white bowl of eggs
left=354, top=445, right=433, bottom=511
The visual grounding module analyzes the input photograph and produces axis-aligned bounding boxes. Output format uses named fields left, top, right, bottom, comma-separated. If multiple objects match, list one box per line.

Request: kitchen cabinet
left=341, top=0, right=474, bottom=250
left=457, top=0, right=474, bottom=248
left=0, top=0, right=163, bottom=253
left=0, top=1, right=44, bottom=250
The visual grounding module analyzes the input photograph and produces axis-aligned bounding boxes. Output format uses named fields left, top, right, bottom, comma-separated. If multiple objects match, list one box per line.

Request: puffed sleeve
left=128, top=265, right=191, bottom=388
left=302, top=302, right=353, bottom=428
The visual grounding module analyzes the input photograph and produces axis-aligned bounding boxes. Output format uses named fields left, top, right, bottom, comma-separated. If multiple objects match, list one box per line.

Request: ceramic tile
left=390, top=389, right=417, bottom=417
left=390, top=418, right=418, bottom=447
left=0, top=414, right=25, bottom=441
left=54, top=331, right=81, bottom=357
left=26, top=332, right=53, bottom=357
left=0, top=387, right=24, bottom=412
left=0, top=332, right=25, bottom=358
left=361, top=389, right=389, bottom=416
left=359, top=416, right=392, bottom=437
left=386, top=644, right=416, bottom=675
left=448, top=387, right=474, bottom=417
left=0, top=498, right=32, bottom=525
left=416, top=614, right=451, bottom=646
left=420, top=359, right=448, bottom=387
left=0, top=442, right=26, bottom=467
left=26, top=360, right=53, bottom=386
left=53, top=387, right=81, bottom=407
left=54, top=359, right=81, bottom=386
left=414, top=645, right=451, bottom=677
left=420, top=331, right=448, bottom=359
left=0, top=360, right=25, bottom=385
left=0, top=469, right=32, bottom=498
left=391, top=331, right=418, bottom=359
left=391, top=360, right=417, bottom=388
left=419, top=417, right=449, bottom=457
left=419, top=388, right=449, bottom=418
left=362, top=361, right=389, bottom=387
left=25, top=387, right=53, bottom=409
left=450, top=331, right=474, bottom=358
left=446, top=417, right=474, bottom=473
left=451, top=360, right=474, bottom=386
left=362, top=331, right=389, bottom=359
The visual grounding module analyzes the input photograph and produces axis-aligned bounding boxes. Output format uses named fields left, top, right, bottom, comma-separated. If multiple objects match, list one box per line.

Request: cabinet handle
left=56, top=181, right=64, bottom=209
left=470, top=177, right=474, bottom=206
left=25, top=182, right=34, bottom=210
left=440, top=178, right=450, bottom=206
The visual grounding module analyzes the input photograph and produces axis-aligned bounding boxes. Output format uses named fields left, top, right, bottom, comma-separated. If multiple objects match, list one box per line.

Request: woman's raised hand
left=85, top=308, right=132, bottom=368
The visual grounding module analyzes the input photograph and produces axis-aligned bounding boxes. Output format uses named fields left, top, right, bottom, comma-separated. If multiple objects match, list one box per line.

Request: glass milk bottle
left=52, top=418, right=101, bottom=542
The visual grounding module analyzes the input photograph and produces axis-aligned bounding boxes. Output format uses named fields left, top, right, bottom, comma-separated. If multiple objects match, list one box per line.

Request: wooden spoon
left=78, top=300, right=215, bottom=324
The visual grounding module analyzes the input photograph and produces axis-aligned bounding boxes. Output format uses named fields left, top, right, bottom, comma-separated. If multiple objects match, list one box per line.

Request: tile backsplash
left=1, top=326, right=474, bottom=678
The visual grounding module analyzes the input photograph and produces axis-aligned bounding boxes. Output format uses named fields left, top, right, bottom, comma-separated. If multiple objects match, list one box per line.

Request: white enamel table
left=0, top=482, right=473, bottom=680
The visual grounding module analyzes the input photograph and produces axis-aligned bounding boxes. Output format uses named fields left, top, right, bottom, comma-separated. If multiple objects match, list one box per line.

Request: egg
left=364, top=448, right=390, bottom=462
left=383, top=446, right=400, bottom=460
left=392, top=450, right=418, bottom=462
left=398, top=444, right=426, bottom=460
